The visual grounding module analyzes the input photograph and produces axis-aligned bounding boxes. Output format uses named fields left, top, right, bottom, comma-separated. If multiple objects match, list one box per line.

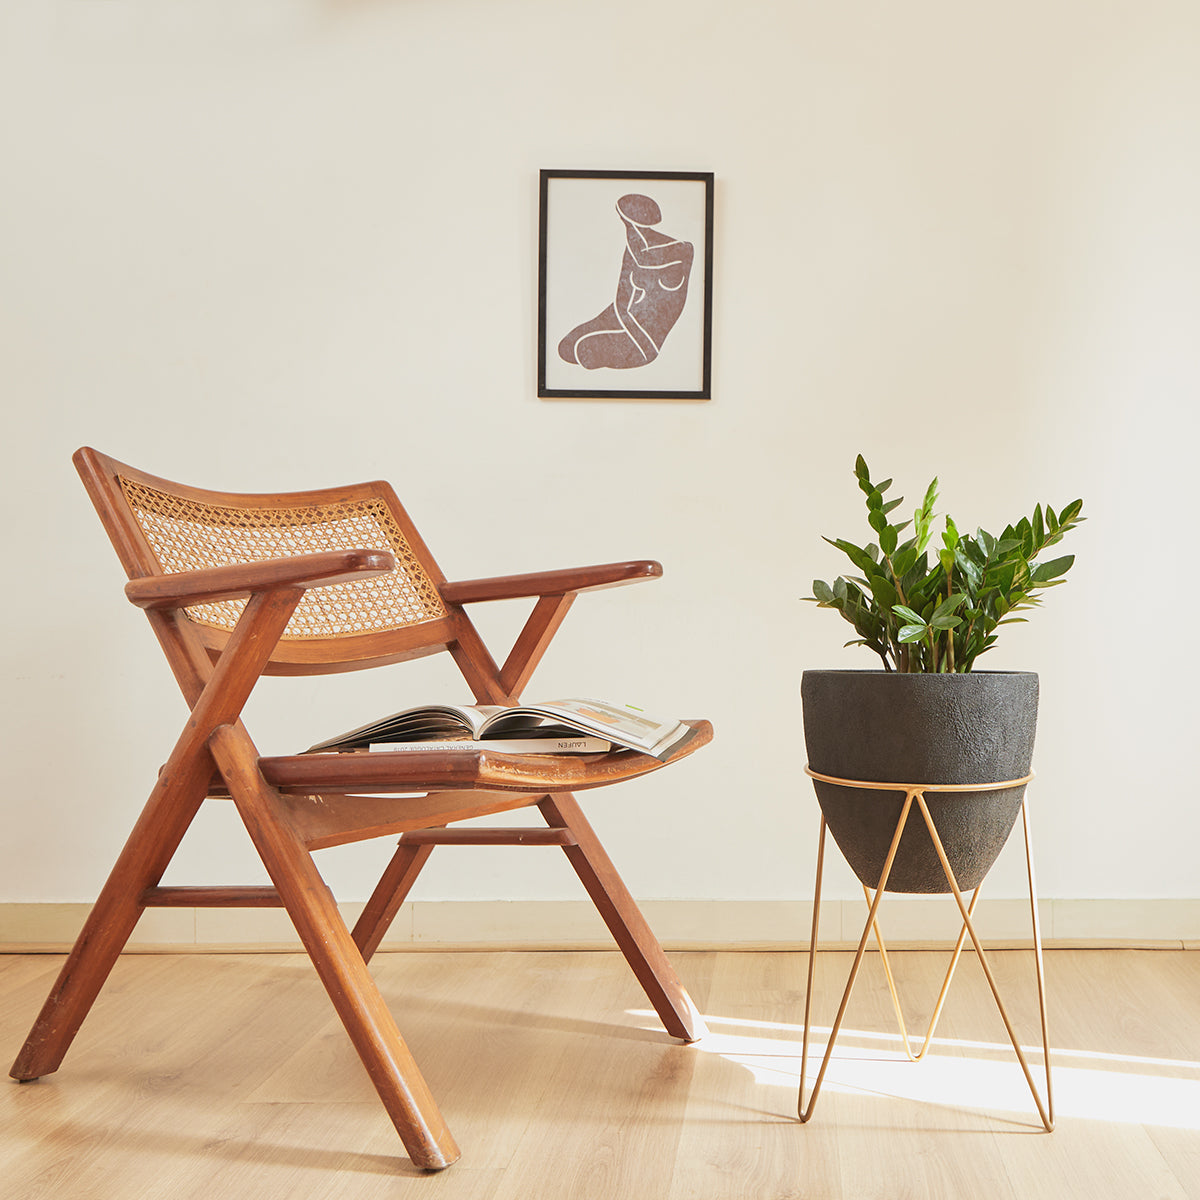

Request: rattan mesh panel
left=119, top=477, right=447, bottom=639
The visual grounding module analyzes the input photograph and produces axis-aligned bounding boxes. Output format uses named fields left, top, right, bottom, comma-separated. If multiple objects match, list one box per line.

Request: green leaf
left=932, top=593, right=968, bottom=620
left=954, top=545, right=983, bottom=590
left=900, top=551, right=930, bottom=592
left=879, top=524, right=898, bottom=555
left=811, top=579, right=836, bottom=604
left=1031, top=554, right=1075, bottom=583
left=930, top=614, right=963, bottom=631
left=891, top=546, right=919, bottom=579
left=898, top=623, right=927, bottom=643
left=867, top=574, right=899, bottom=610
left=987, top=561, right=1017, bottom=593
left=959, top=537, right=987, bottom=566
left=892, top=604, right=926, bottom=625
left=855, top=455, right=872, bottom=493
left=829, top=538, right=880, bottom=577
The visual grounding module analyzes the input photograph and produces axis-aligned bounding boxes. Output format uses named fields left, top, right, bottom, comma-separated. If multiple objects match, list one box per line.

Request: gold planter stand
left=798, top=768, right=1054, bottom=1131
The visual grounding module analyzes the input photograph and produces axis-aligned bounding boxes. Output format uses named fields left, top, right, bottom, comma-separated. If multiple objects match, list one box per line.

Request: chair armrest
left=439, top=560, right=662, bottom=605
left=124, top=549, right=395, bottom=610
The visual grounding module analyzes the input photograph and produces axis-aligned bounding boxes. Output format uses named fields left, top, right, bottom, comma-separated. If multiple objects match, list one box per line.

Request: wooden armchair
left=10, top=448, right=712, bottom=1171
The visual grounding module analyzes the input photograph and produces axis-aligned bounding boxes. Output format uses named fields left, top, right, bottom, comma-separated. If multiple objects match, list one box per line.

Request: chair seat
left=259, top=719, right=713, bottom=795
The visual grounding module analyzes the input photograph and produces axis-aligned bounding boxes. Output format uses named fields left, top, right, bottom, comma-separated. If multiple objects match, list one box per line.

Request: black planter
left=800, top=670, right=1038, bottom=894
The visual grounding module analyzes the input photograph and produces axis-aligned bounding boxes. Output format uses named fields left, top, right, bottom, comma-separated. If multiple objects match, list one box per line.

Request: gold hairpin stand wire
left=798, top=768, right=1054, bottom=1131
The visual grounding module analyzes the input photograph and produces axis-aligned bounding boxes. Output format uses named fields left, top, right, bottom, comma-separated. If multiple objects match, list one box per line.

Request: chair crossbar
left=401, top=827, right=578, bottom=846
left=141, top=886, right=284, bottom=908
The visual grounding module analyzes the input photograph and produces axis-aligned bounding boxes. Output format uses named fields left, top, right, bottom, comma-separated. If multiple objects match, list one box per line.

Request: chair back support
left=75, top=447, right=462, bottom=674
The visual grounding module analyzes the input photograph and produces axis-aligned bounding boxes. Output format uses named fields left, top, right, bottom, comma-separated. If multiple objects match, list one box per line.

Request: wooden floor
left=2, top=948, right=1198, bottom=1199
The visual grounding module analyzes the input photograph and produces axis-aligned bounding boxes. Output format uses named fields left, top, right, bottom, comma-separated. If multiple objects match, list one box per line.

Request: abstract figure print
left=558, top=193, right=695, bottom=371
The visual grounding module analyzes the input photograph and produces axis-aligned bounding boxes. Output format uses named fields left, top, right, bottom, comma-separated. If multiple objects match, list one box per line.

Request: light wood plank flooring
left=3, top=949, right=1197, bottom=1199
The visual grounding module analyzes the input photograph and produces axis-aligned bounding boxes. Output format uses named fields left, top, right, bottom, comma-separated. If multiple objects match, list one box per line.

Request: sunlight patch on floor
left=629, top=1009, right=1200, bottom=1130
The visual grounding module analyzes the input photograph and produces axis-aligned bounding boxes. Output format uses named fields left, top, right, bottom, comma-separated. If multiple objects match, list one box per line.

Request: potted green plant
left=802, top=456, right=1084, bottom=892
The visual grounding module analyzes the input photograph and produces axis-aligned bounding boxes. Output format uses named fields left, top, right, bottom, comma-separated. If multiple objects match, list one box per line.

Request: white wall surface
left=2, top=0, right=1197, bottom=911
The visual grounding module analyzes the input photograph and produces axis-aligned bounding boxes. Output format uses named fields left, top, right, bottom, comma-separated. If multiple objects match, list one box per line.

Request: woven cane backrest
left=74, top=448, right=460, bottom=675
left=118, top=476, right=447, bottom=641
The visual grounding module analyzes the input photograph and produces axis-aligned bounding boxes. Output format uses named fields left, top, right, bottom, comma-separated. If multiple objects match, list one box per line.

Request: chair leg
left=353, top=837, right=437, bottom=964
left=210, top=726, right=461, bottom=1171
left=538, top=791, right=707, bottom=1043
left=10, top=762, right=212, bottom=1082
left=12, top=592, right=306, bottom=1084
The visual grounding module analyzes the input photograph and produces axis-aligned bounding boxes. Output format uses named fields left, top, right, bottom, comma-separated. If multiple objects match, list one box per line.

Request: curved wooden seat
left=260, top=719, right=712, bottom=795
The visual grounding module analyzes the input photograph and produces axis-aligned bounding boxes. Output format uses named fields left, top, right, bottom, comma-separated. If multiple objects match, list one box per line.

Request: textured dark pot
left=800, top=670, right=1038, bottom=894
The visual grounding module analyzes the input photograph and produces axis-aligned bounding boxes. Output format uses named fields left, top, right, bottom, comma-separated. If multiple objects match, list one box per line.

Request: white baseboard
left=2, top=898, right=1198, bottom=952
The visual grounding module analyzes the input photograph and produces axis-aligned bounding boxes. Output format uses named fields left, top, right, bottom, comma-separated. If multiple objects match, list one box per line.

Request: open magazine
left=307, top=698, right=691, bottom=761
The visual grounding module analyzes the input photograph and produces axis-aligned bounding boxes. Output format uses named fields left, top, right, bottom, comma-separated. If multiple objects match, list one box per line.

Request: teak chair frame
left=798, top=768, right=1054, bottom=1132
left=10, top=448, right=712, bottom=1171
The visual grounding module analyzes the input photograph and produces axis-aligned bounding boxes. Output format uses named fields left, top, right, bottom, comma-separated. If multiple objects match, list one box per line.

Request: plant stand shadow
left=797, top=768, right=1055, bottom=1132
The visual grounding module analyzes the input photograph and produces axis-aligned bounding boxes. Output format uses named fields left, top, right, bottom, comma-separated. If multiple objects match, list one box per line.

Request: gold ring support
left=798, top=768, right=1054, bottom=1131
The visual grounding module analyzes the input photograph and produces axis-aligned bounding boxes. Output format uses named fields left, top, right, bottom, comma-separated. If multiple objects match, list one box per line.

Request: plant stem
left=884, top=549, right=910, bottom=672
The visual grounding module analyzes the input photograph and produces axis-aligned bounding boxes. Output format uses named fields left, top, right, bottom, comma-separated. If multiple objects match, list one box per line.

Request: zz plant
left=809, top=455, right=1084, bottom=673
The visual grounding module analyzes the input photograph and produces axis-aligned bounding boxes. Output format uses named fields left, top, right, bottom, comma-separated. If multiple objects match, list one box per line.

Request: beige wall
left=2, top=1, right=1197, bottom=922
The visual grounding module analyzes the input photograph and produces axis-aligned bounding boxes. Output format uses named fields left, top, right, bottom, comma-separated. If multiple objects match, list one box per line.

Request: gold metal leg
left=868, top=879, right=981, bottom=1063
left=1022, top=792, right=1055, bottom=1125
left=799, top=789, right=917, bottom=1121
left=913, top=788, right=1053, bottom=1130
left=798, top=774, right=1054, bottom=1132
left=798, top=816, right=826, bottom=1117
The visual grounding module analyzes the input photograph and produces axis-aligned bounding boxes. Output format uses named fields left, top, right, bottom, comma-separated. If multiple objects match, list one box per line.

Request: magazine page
left=366, top=734, right=613, bottom=754
left=482, top=699, right=688, bottom=758
left=308, top=703, right=504, bottom=751
left=309, top=698, right=687, bottom=759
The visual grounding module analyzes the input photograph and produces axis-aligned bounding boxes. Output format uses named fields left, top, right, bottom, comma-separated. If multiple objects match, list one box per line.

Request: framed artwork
left=538, top=169, right=714, bottom=400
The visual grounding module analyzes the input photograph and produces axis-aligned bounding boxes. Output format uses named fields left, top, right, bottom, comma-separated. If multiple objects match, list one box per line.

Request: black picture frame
left=538, top=169, right=714, bottom=400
